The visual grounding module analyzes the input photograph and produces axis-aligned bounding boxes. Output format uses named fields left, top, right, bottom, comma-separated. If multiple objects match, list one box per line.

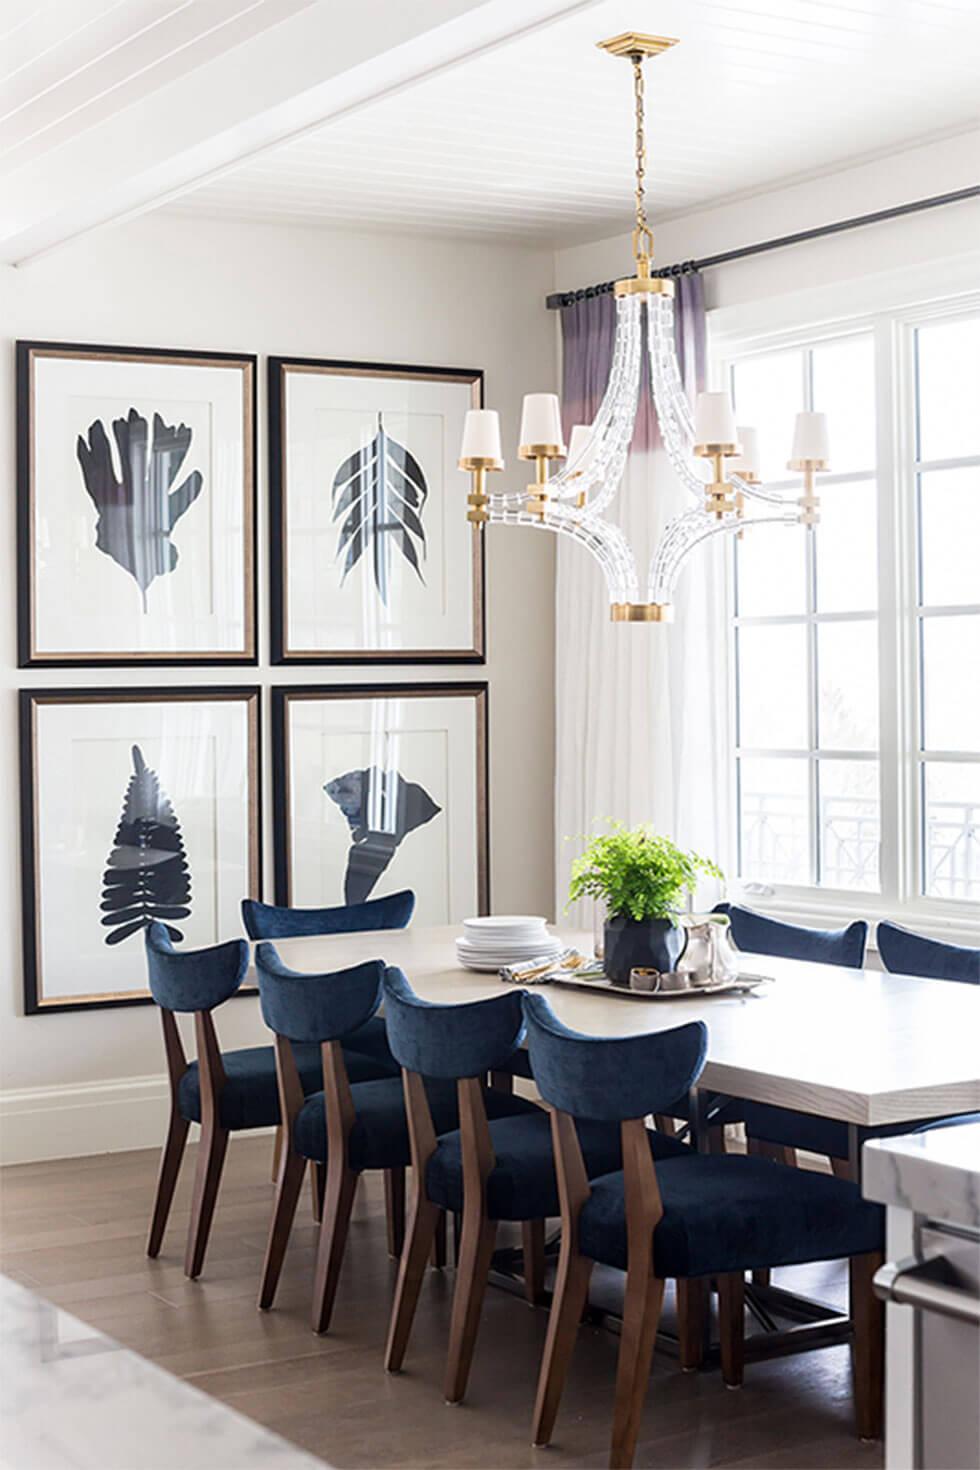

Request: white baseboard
left=0, top=1075, right=173, bottom=1165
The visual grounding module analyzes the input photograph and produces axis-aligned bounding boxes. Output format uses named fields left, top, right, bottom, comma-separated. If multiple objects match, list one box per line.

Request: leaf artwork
left=101, top=745, right=192, bottom=946
left=324, top=765, right=441, bottom=904
left=331, top=413, right=427, bottom=605
left=76, top=408, right=204, bottom=611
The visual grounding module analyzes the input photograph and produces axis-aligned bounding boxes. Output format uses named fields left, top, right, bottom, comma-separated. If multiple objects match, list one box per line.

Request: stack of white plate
left=455, top=915, right=561, bottom=973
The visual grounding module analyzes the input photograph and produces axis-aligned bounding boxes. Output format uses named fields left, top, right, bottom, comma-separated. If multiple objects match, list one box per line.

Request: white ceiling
left=170, top=0, right=980, bottom=246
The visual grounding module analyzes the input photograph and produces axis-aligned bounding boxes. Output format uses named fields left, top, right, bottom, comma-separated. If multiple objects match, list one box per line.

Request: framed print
left=20, top=688, right=261, bottom=1013
left=17, top=341, right=256, bottom=666
left=273, top=683, right=488, bottom=923
left=269, top=357, right=485, bottom=664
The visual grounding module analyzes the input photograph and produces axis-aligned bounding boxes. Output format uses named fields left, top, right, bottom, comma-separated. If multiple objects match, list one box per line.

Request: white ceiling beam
left=1, top=0, right=603, bottom=266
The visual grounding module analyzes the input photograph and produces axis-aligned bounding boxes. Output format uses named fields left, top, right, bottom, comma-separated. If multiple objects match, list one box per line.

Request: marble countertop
left=863, top=1121, right=980, bottom=1230
left=0, top=1276, right=328, bottom=1470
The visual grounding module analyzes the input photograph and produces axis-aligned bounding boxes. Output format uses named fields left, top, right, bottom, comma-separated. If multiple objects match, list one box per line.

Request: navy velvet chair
left=254, top=945, right=534, bottom=1332
left=381, top=969, right=690, bottom=1405
left=521, top=993, right=885, bottom=1467
left=241, top=890, right=415, bottom=1072
left=877, top=920, right=980, bottom=985
left=144, top=924, right=398, bottom=1280
left=714, top=902, right=868, bottom=969
left=712, top=904, right=870, bottom=1168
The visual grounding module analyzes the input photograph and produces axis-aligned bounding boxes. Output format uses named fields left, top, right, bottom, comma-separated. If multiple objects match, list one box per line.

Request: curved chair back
left=255, top=943, right=385, bottom=1043
left=877, top=921, right=980, bottom=985
left=383, top=967, right=525, bottom=1080
left=522, top=993, right=707, bottom=1122
left=145, top=923, right=248, bottom=1013
left=241, top=890, right=415, bottom=940
left=715, top=903, right=867, bottom=970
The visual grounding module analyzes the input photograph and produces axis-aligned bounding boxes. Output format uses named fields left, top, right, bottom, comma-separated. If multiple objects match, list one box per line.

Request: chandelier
left=457, top=32, right=830, bottom=623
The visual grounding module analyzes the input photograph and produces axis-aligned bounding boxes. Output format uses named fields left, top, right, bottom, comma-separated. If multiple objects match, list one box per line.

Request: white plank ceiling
left=170, top=0, right=980, bottom=245
left=0, top=0, right=318, bottom=176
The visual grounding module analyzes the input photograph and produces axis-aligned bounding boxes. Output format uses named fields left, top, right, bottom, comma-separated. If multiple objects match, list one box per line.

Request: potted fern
left=569, top=824, right=722, bottom=985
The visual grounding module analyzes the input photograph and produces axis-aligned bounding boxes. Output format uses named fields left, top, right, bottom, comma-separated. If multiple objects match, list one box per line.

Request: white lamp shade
left=567, top=423, right=592, bottom=465
left=730, top=425, right=760, bottom=477
left=519, top=393, right=564, bottom=451
left=459, top=409, right=503, bottom=464
left=694, top=391, right=738, bottom=448
left=790, top=411, right=830, bottom=465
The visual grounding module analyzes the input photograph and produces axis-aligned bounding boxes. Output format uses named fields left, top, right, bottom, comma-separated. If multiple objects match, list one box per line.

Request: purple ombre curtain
left=559, top=270, right=706, bottom=449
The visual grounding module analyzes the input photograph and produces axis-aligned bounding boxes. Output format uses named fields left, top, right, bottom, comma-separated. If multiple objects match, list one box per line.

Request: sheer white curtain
left=555, top=278, right=728, bottom=922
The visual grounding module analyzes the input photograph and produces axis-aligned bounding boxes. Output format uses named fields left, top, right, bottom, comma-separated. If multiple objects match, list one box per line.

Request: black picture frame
left=16, top=340, right=258, bottom=668
left=271, top=682, right=490, bottom=915
left=268, top=355, right=487, bottom=665
left=20, top=686, right=263, bottom=1015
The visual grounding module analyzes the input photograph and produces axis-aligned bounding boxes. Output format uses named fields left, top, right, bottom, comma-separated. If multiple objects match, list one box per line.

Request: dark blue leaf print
left=77, top=409, right=204, bottom=611
left=331, top=413, right=427, bottom=605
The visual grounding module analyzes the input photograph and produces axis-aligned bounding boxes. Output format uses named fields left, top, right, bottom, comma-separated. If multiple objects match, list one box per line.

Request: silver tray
left=542, top=971, right=773, bottom=1000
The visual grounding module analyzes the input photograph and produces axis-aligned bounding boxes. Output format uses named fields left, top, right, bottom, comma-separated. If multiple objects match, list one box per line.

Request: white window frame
left=714, top=288, right=980, bottom=947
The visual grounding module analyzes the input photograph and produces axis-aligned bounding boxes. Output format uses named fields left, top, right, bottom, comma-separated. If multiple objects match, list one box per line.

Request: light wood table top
left=256, top=925, right=980, bottom=1129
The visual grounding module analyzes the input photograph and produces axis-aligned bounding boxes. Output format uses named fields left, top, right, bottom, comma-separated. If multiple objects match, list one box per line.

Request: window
left=916, top=315, right=980, bottom=901
left=724, top=301, right=980, bottom=931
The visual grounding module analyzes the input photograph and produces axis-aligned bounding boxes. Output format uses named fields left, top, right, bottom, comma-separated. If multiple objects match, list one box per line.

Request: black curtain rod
left=545, top=185, right=980, bottom=309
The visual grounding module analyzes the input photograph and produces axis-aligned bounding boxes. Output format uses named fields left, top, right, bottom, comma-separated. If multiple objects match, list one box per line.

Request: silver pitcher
left=677, top=913, right=738, bottom=986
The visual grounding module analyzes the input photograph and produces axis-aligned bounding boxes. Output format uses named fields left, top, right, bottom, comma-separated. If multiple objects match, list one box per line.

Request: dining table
left=252, top=923, right=980, bottom=1365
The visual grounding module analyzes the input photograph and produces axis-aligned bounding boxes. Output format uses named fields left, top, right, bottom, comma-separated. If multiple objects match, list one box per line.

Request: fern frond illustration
left=77, top=408, right=204, bottom=611
left=101, top=745, right=192, bottom=946
left=324, top=766, right=440, bottom=904
left=331, top=413, right=427, bottom=605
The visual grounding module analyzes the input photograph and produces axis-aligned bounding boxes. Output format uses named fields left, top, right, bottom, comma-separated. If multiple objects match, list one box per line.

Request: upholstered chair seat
left=427, top=1111, right=688, bottom=1222
left=579, top=1153, right=883, bottom=1279
left=177, top=1042, right=398, bottom=1132
left=293, top=1075, right=538, bottom=1174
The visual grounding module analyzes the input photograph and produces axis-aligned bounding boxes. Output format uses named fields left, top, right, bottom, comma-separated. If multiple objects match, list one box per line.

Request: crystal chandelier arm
left=648, top=296, right=798, bottom=510
left=483, top=295, right=644, bottom=516
left=487, top=499, right=639, bottom=604
left=647, top=504, right=800, bottom=605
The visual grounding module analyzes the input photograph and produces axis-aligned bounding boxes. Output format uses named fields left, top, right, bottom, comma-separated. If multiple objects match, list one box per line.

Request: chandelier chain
left=630, top=55, right=653, bottom=264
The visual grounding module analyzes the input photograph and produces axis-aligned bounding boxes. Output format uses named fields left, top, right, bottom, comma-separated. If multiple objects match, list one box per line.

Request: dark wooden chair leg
left=311, top=1162, right=358, bottom=1334
left=147, top=1110, right=189, bottom=1258
left=452, top=1210, right=462, bottom=1265
left=717, top=1273, right=745, bottom=1388
left=676, top=1277, right=706, bottom=1371
left=384, top=1166, right=406, bottom=1258
left=385, top=1191, right=441, bottom=1372
left=444, top=1209, right=498, bottom=1404
left=270, top=1124, right=283, bottom=1183
left=258, top=1148, right=307, bottom=1310
left=610, top=1261, right=665, bottom=1470
left=311, top=1161, right=325, bottom=1222
left=522, top=1218, right=547, bottom=1305
left=184, top=1121, right=229, bottom=1280
left=489, top=1070, right=514, bottom=1094
left=832, top=1156, right=857, bottom=1181
left=531, top=1245, right=593, bottom=1446
left=432, top=1209, right=447, bottom=1268
left=850, top=1251, right=885, bottom=1440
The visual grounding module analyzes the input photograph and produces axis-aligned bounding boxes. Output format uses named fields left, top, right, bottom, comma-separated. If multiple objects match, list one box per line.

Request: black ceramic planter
left=603, top=914, right=685, bottom=986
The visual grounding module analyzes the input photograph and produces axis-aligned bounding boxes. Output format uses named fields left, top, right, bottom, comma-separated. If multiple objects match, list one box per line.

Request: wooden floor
left=1, top=1137, right=885, bottom=1470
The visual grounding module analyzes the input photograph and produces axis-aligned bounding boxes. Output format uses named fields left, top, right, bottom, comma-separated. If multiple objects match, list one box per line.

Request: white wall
left=555, top=129, right=980, bottom=326
left=0, top=212, right=557, bottom=1161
